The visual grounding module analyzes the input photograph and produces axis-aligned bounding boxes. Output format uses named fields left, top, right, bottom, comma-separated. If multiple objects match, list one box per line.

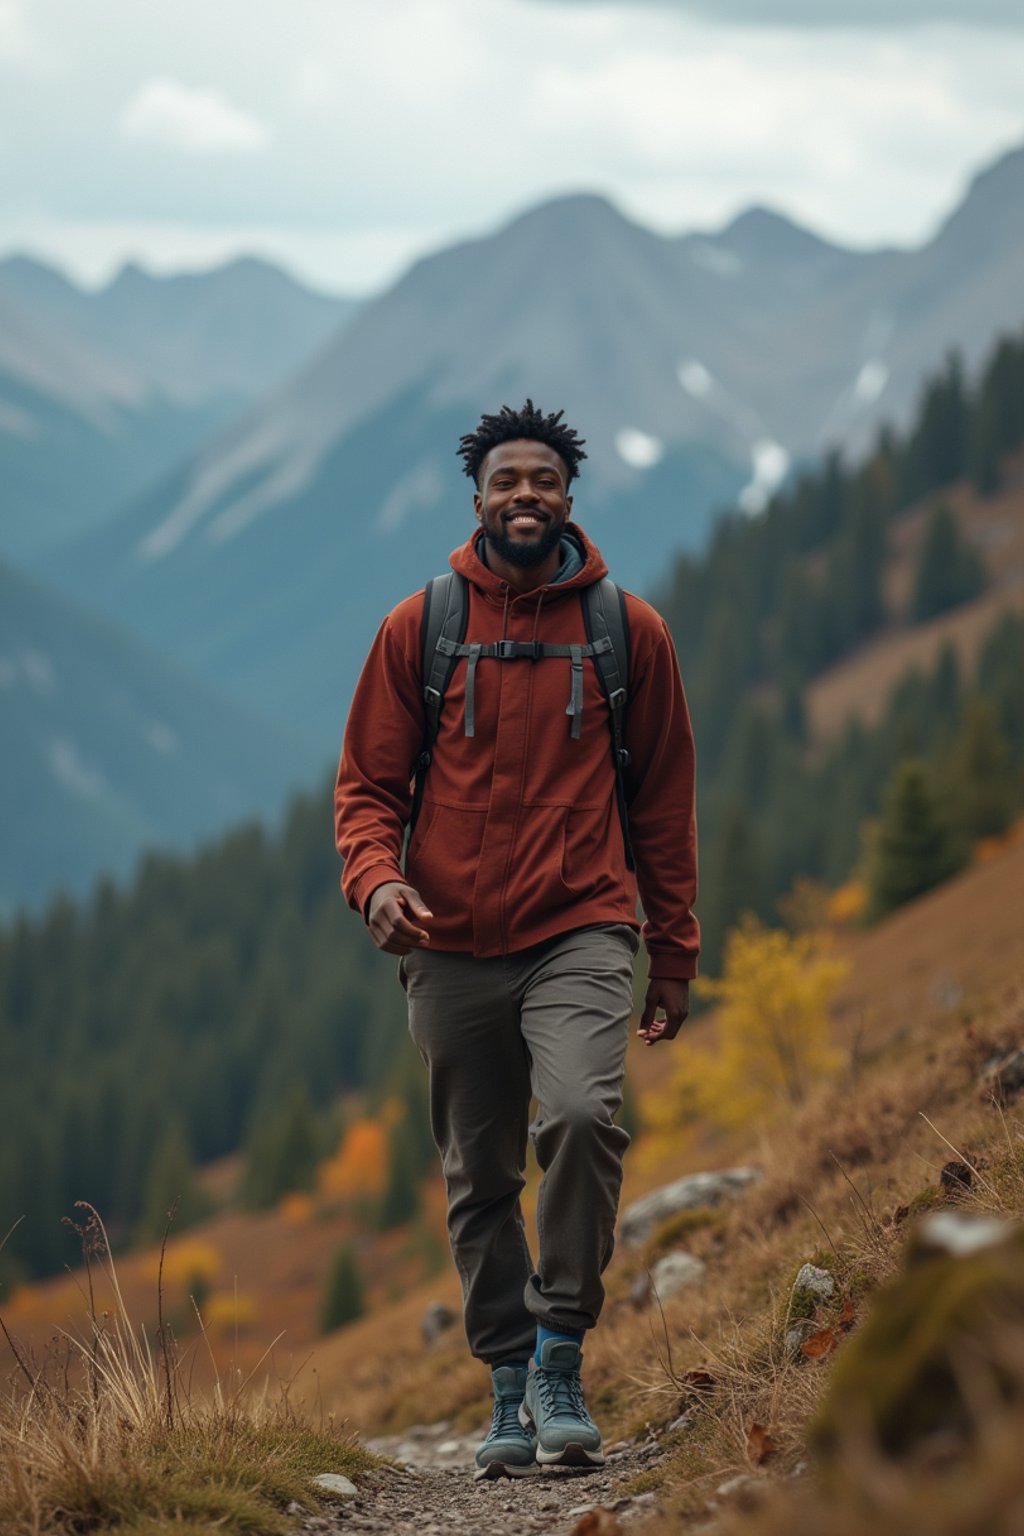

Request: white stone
left=792, top=1263, right=835, bottom=1302
left=650, top=1251, right=706, bottom=1300
left=312, top=1472, right=358, bottom=1497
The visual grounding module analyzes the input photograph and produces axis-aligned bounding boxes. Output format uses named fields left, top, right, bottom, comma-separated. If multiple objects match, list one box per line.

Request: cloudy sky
left=1, top=0, right=1022, bottom=295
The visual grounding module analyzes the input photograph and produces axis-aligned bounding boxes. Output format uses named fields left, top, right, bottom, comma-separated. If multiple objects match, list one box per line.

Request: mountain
left=0, top=255, right=356, bottom=559
left=0, top=557, right=310, bottom=915
left=42, top=138, right=1024, bottom=748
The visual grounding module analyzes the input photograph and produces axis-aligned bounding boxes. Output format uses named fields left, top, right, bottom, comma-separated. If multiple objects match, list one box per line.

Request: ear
left=565, top=494, right=573, bottom=517
left=473, top=490, right=483, bottom=521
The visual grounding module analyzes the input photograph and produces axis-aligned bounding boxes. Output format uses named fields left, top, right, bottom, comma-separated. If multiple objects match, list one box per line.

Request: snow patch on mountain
left=678, top=359, right=713, bottom=399
left=615, top=429, right=663, bottom=470
left=739, top=439, right=790, bottom=516
left=688, top=243, right=743, bottom=278
left=376, top=462, right=444, bottom=533
left=855, top=359, right=889, bottom=403
left=49, top=737, right=105, bottom=799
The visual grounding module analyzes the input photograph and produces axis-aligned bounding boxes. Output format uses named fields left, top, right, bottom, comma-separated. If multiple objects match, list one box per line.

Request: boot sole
left=519, top=1403, right=604, bottom=1467
left=473, top=1458, right=540, bottom=1480
left=535, top=1441, right=605, bottom=1468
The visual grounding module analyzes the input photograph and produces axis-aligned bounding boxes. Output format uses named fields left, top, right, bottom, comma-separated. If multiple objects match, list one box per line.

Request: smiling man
left=335, top=400, right=699, bottom=1479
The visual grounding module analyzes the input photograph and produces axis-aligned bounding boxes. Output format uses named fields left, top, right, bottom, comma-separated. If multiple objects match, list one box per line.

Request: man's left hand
left=637, top=978, right=690, bottom=1046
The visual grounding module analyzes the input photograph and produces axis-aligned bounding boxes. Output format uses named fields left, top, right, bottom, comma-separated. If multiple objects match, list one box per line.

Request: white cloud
left=2, top=1, right=1023, bottom=290
left=0, top=0, right=57, bottom=75
left=615, top=429, right=664, bottom=469
left=119, top=77, right=271, bottom=155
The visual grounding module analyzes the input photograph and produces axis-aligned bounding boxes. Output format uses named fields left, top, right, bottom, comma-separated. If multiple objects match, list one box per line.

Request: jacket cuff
left=646, top=948, right=699, bottom=981
left=351, top=864, right=406, bottom=920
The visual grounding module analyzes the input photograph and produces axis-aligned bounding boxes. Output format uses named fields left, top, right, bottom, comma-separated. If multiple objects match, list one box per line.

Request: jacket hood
left=448, top=520, right=609, bottom=602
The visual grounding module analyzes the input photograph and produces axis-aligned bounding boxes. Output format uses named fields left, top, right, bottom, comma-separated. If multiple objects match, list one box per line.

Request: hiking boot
left=474, top=1364, right=538, bottom=1480
left=519, top=1339, right=604, bottom=1467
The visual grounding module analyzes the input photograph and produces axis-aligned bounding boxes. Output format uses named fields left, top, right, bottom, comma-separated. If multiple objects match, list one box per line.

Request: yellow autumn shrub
left=640, top=917, right=849, bottom=1161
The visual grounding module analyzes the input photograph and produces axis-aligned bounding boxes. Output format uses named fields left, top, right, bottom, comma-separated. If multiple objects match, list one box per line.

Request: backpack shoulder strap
left=582, top=578, right=636, bottom=871
left=409, top=571, right=469, bottom=839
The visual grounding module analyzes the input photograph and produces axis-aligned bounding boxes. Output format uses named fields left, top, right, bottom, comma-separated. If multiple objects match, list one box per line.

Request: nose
left=513, top=481, right=540, bottom=503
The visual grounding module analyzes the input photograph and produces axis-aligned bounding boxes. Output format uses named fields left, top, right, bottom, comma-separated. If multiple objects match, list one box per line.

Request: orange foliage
left=201, top=1289, right=258, bottom=1335
left=827, top=879, right=869, bottom=926
left=318, top=1117, right=388, bottom=1202
left=278, top=1191, right=315, bottom=1226
left=141, top=1238, right=221, bottom=1290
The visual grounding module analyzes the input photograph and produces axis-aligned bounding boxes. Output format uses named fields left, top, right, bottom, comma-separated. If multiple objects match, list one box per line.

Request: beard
left=482, top=516, right=565, bottom=569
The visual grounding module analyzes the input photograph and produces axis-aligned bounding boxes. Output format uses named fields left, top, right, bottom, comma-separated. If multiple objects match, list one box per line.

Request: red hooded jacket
left=335, top=523, right=699, bottom=979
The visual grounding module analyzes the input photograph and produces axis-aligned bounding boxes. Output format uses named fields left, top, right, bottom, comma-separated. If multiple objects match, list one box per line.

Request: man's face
left=474, top=439, right=572, bottom=569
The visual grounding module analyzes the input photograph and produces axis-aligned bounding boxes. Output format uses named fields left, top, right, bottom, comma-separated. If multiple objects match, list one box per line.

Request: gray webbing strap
left=464, top=643, right=483, bottom=738
left=436, top=633, right=613, bottom=737
left=566, top=644, right=585, bottom=738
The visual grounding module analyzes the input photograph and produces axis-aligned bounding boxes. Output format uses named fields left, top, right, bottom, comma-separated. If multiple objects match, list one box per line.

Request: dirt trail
left=296, top=1417, right=672, bottom=1536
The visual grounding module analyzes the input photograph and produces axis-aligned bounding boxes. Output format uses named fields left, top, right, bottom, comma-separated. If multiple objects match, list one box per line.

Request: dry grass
left=0, top=1206, right=376, bottom=1536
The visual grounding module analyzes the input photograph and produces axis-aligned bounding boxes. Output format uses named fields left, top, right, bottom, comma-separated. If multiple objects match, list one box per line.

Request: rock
left=792, top=1262, right=835, bottom=1303
left=649, top=1251, right=706, bottom=1300
left=716, top=1474, right=759, bottom=1498
left=814, top=1220, right=1024, bottom=1463
left=909, top=1210, right=1014, bottom=1261
left=785, top=1261, right=837, bottom=1355
left=620, top=1168, right=761, bottom=1248
left=938, top=1160, right=973, bottom=1196
left=312, top=1472, right=359, bottom=1497
left=421, top=1300, right=458, bottom=1345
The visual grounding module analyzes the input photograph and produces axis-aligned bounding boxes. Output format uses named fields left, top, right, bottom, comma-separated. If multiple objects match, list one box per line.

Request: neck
left=487, top=548, right=564, bottom=593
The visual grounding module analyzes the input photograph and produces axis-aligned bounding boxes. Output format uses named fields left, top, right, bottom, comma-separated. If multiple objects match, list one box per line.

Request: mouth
left=503, top=510, right=549, bottom=528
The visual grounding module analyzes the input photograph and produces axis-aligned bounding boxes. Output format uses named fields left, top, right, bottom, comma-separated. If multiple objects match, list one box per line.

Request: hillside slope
left=0, top=558, right=309, bottom=913
left=7, top=829, right=1023, bottom=1416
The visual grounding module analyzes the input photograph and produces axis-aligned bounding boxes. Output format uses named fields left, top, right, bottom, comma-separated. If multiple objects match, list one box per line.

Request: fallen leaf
left=801, top=1326, right=841, bottom=1361
left=746, top=1421, right=777, bottom=1465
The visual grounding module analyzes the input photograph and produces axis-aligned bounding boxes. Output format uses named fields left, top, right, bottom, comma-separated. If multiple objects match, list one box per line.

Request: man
left=335, top=400, right=698, bottom=1478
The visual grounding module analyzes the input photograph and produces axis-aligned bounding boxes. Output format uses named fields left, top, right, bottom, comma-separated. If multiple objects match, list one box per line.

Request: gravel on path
left=292, top=1417, right=672, bottom=1536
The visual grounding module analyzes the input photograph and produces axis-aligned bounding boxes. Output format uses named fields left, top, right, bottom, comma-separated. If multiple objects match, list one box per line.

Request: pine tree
left=320, top=1240, right=365, bottom=1333
left=241, top=1081, right=322, bottom=1210
left=137, top=1119, right=212, bottom=1242
left=376, top=1115, right=421, bottom=1231
left=945, top=699, right=1016, bottom=842
left=911, top=503, right=985, bottom=622
left=699, top=798, right=760, bottom=975
left=866, top=760, right=964, bottom=920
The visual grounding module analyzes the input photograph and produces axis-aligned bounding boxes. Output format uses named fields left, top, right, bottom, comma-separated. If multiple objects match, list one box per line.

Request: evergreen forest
left=2, top=327, right=1024, bottom=1288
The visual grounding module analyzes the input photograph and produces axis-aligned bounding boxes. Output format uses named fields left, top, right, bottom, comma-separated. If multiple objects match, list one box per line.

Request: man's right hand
left=367, top=882, right=433, bottom=954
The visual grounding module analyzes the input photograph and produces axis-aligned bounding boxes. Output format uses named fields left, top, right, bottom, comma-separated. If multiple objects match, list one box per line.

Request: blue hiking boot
left=474, top=1364, right=539, bottom=1480
left=519, top=1339, right=604, bottom=1467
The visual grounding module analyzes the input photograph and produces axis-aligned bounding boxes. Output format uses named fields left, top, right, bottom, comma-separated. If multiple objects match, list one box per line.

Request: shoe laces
left=490, top=1392, right=525, bottom=1439
left=534, top=1365, right=588, bottom=1421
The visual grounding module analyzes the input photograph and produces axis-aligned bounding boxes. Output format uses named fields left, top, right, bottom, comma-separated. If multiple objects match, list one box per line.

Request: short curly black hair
left=456, top=399, right=587, bottom=487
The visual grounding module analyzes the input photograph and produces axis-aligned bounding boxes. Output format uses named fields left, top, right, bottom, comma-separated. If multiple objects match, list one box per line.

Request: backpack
left=409, top=572, right=636, bottom=870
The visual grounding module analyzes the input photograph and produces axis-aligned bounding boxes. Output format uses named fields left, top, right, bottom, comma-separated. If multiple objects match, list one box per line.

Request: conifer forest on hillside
left=2, top=328, right=1024, bottom=1288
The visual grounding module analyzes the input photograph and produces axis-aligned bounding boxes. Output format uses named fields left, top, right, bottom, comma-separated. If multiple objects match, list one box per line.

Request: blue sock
left=536, top=1323, right=583, bottom=1362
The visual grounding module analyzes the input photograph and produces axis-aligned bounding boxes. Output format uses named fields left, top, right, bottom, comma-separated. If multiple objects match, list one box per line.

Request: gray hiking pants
left=400, top=923, right=637, bottom=1366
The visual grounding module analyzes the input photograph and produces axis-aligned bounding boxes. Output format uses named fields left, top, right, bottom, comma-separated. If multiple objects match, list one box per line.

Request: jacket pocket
left=407, top=800, right=488, bottom=914
left=559, top=802, right=618, bottom=897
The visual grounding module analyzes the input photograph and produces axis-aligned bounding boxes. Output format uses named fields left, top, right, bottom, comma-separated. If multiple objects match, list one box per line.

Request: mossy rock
left=645, top=1205, right=723, bottom=1258
left=813, top=1222, right=1024, bottom=1462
